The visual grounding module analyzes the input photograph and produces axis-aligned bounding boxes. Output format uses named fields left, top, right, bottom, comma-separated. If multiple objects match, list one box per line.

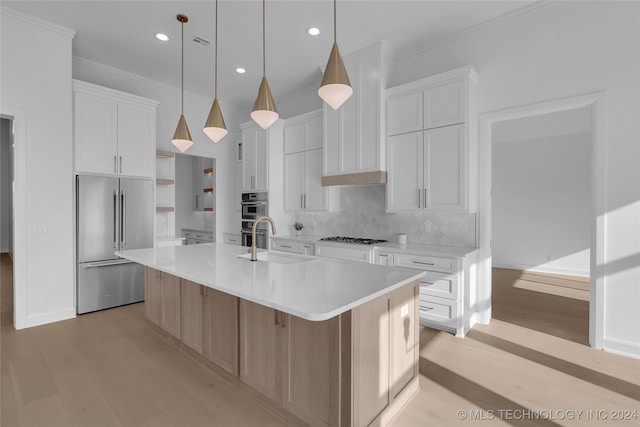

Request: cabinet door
left=390, top=283, right=418, bottom=399
left=74, top=91, right=118, bottom=175
left=254, top=128, right=269, bottom=191
left=284, top=152, right=304, bottom=212
left=181, top=280, right=203, bottom=353
left=242, top=130, right=256, bottom=191
left=423, top=80, right=465, bottom=129
left=203, top=288, right=239, bottom=375
left=239, top=300, right=282, bottom=405
left=235, top=161, right=243, bottom=213
left=304, top=149, right=326, bottom=211
left=161, top=272, right=182, bottom=339
left=323, top=105, right=341, bottom=176
left=424, top=125, right=464, bottom=210
left=305, top=116, right=323, bottom=151
left=387, top=92, right=423, bottom=136
left=284, top=122, right=305, bottom=154
left=242, top=127, right=269, bottom=192
left=144, top=267, right=162, bottom=326
left=387, top=132, right=422, bottom=212
left=117, top=101, right=155, bottom=178
left=282, top=315, right=340, bottom=427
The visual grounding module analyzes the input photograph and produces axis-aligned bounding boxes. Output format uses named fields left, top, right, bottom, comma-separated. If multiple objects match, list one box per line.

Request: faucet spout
left=251, top=216, right=277, bottom=261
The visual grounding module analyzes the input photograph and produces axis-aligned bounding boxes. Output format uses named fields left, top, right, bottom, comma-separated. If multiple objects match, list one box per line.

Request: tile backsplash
left=295, top=185, right=477, bottom=247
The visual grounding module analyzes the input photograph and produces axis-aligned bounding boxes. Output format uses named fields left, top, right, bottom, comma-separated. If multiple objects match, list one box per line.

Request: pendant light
left=172, top=14, right=193, bottom=152
left=203, top=0, right=228, bottom=143
left=251, top=0, right=278, bottom=129
left=318, top=0, right=352, bottom=110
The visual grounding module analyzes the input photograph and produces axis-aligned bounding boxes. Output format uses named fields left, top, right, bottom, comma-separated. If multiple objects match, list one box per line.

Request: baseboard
left=493, top=261, right=589, bottom=278
left=13, top=308, right=76, bottom=330
left=603, top=337, right=640, bottom=359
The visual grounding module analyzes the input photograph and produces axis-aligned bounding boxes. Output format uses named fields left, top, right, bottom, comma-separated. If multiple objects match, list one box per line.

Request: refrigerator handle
left=113, top=190, right=118, bottom=248
left=121, top=190, right=126, bottom=248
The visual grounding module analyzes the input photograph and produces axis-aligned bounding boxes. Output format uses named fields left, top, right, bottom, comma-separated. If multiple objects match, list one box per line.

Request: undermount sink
left=237, top=251, right=314, bottom=265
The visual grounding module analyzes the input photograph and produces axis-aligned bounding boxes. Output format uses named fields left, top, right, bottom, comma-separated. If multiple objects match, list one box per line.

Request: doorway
left=479, top=93, right=606, bottom=349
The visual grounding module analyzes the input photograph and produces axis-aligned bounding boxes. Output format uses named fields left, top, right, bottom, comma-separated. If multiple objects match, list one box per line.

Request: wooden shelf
left=156, top=207, right=175, bottom=212
left=156, top=178, right=175, bottom=185
left=204, top=208, right=214, bottom=212
left=203, top=188, right=213, bottom=193
left=203, top=168, right=214, bottom=174
left=156, top=149, right=175, bottom=158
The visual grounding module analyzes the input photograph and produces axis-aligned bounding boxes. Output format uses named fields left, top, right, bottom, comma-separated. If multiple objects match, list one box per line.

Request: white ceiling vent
left=192, top=36, right=210, bottom=47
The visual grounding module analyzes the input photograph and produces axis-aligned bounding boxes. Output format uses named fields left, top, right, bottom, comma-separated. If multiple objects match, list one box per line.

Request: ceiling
left=5, top=0, right=534, bottom=109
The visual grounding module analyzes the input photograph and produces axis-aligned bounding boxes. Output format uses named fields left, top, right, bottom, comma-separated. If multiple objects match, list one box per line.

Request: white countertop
left=116, top=243, right=424, bottom=322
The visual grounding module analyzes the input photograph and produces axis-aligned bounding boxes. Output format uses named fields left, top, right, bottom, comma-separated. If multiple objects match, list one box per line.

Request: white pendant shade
left=172, top=138, right=193, bottom=153
left=250, top=109, right=279, bottom=130
left=318, top=83, right=353, bottom=110
left=172, top=113, right=193, bottom=152
left=203, top=126, right=228, bottom=143
left=203, top=98, right=228, bottom=143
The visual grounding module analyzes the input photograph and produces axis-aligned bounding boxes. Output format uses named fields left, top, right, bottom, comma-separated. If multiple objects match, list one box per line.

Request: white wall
left=1, top=8, right=76, bottom=328
left=72, top=58, right=245, bottom=242
left=493, top=131, right=591, bottom=276
left=390, top=1, right=639, bottom=356
left=1, top=118, right=12, bottom=253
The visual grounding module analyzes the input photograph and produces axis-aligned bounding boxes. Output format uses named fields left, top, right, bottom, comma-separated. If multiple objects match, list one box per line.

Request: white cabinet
left=386, top=66, right=477, bottom=212
left=270, top=237, right=315, bottom=255
left=73, top=80, right=157, bottom=178
left=284, top=111, right=338, bottom=212
left=240, top=122, right=269, bottom=192
left=323, top=43, right=387, bottom=182
left=387, top=124, right=465, bottom=211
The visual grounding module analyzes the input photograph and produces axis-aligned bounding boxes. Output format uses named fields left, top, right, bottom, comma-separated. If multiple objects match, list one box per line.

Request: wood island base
left=145, top=267, right=420, bottom=427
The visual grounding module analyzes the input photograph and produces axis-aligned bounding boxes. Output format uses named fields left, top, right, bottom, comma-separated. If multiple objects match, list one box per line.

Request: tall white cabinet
left=73, top=80, right=157, bottom=178
left=240, top=122, right=269, bottom=192
left=284, top=110, right=339, bottom=212
left=386, top=66, right=477, bottom=212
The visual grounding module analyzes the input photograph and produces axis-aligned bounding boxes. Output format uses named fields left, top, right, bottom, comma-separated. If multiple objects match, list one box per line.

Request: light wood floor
left=2, top=255, right=639, bottom=426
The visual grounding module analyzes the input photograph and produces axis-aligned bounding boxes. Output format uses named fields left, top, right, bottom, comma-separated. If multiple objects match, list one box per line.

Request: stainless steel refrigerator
left=76, top=175, right=153, bottom=314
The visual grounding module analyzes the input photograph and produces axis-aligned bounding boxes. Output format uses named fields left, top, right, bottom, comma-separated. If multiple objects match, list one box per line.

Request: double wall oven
left=241, top=192, right=268, bottom=249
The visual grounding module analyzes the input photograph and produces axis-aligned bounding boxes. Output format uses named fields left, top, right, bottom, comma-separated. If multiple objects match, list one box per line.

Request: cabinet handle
left=424, top=188, right=427, bottom=207
left=417, top=188, right=421, bottom=209
left=119, top=156, right=123, bottom=173
left=274, top=310, right=280, bottom=326
left=413, top=260, right=435, bottom=266
left=281, top=313, right=287, bottom=328
left=300, top=194, right=304, bottom=209
left=423, top=306, right=435, bottom=311
left=421, top=281, right=435, bottom=285
left=114, top=156, right=117, bottom=173
left=304, top=194, right=307, bottom=209
left=195, top=195, right=199, bottom=210
left=281, top=245, right=292, bottom=249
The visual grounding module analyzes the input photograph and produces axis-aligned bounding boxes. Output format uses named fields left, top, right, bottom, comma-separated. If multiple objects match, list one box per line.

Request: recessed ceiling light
left=155, top=33, right=169, bottom=42
left=307, top=27, right=320, bottom=36
left=235, top=67, right=246, bottom=74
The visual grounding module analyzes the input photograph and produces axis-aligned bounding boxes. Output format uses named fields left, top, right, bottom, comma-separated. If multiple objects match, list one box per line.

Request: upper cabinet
left=284, top=110, right=339, bottom=212
left=240, top=121, right=270, bottom=192
left=73, top=80, right=157, bottom=178
left=386, top=66, right=478, bottom=213
left=322, top=42, right=389, bottom=185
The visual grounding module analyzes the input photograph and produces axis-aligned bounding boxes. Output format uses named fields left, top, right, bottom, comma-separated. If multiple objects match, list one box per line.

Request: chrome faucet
left=251, top=215, right=276, bottom=261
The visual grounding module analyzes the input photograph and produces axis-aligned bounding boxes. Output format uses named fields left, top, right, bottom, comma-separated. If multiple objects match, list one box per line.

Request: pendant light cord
left=215, top=0, right=218, bottom=98
left=262, top=0, right=266, bottom=77
left=181, top=19, right=185, bottom=115
left=333, top=0, right=338, bottom=43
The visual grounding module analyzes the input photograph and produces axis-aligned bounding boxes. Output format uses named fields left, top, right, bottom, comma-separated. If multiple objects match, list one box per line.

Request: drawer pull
left=413, top=260, right=434, bottom=266
left=422, top=306, right=435, bottom=311
left=422, top=281, right=435, bottom=285
left=281, top=245, right=292, bottom=248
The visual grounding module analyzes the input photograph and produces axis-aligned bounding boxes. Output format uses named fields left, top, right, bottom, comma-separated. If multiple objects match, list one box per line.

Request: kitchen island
left=117, top=243, right=425, bottom=427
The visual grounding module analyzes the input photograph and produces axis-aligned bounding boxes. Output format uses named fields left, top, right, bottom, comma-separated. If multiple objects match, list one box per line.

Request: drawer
left=419, top=271, right=459, bottom=300
left=272, top=240, right=303, bottom=254
left=393, top=253, right=456, bottom=273
left=223, top=233, right=241, bottom=245
left=182, top=231, right=194, bottom=239
left=419, top=295, right=458, bottom=328
left=315, top=245, right=372, bottom=263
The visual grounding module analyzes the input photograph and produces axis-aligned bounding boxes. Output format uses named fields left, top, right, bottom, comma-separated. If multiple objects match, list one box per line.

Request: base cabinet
left=144, top=267, right=181, bottom=339
left=203, top=287, right=239, bottom=375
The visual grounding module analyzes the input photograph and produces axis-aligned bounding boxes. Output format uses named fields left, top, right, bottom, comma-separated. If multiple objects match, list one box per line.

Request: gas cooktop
left=319, top=236, right=388, bottom=245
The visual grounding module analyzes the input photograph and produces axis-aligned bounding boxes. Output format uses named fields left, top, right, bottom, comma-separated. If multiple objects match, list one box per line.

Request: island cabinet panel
left=144, top=267, right=181, bottom=339
left=351, top=295, right=391, bottom=426
left=239, top=300, right=282, bottom=405
left=203, top=288, right=239, bottom=376
left=390, top=284, right=419, bottom=399
left=282, top=315, right=340, bottom=427
left=181, top=280, right=204, bottom=353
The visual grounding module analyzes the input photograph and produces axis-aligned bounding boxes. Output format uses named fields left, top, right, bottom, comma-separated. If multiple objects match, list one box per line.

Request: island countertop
left=116, top=243, right=425, bottom=321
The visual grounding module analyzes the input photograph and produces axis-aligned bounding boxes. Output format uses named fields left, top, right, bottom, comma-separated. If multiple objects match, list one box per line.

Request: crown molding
left=1, top=6, right=75, bottom=38
left=73, top=56, right=246, bottom=113
left=394, top=1, right=557, bottom=61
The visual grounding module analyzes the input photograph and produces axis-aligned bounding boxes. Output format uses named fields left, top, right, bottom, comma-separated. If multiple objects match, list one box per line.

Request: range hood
left=321, top=171, right=387, bottom=187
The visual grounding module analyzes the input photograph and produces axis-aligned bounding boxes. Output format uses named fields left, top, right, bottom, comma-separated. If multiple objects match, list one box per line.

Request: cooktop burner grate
left=320, top=236, right=388, bottom=245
